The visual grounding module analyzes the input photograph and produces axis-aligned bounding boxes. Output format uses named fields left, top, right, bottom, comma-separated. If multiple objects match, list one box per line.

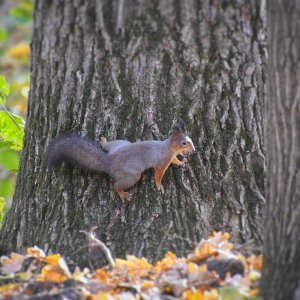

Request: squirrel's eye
left=181, top=140, right=187, bottom=146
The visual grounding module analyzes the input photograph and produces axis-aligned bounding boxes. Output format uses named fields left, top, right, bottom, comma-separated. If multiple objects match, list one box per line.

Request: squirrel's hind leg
left=114, top=173, right=141, bottom=201
left=116, top=190, right=133, bottom=201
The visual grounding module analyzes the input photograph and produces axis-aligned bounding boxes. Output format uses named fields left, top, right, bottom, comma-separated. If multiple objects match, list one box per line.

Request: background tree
left=261, top=1, right=300, bottom=299
left=0, top=0, right=266, bottom=265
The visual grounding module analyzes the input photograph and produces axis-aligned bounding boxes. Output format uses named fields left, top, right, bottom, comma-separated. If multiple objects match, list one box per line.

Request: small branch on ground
left=80, top=226, right=115, bottom=268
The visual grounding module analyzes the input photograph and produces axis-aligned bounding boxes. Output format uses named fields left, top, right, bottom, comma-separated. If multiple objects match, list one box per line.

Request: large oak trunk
left=261, top=1, right=300, bottom=299
left=1, top=0, right=266, bottom=265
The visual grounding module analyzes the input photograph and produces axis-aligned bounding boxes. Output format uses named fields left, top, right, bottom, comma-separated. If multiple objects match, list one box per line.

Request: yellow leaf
left=94, top=269, right=109, bottom=283
left=37, top=255, right=71, bottom=282
left=45, top=254, right=62, bottom=265
left=250, top=288, right=259, bottom=296
left=194, top=243, right=216, bottom=261
left=115, top=256, right=152, bottom=278
left=0, top=283, right=23, bottom=298
left=115, top=258, right=127, bottom=267
left=96, top=292, right=110, bottom=300
left=141, top=281, right=155, bottom=289
left=38, top=264, right=70, bottom=283
left=187, top=262, right=199, bottom=273
left=184, top=289, right=204, bottom=300
left=225, top=243, right=234, bottom=251
left=8, top=43, right=30, bottom=59
left=155, top=251, right=178, bottom=271
left=221, top=232, right=230, bottom=241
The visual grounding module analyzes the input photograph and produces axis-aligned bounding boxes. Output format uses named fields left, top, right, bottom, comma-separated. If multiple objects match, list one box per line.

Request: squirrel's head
left=170, top=119, right=195, bottom=156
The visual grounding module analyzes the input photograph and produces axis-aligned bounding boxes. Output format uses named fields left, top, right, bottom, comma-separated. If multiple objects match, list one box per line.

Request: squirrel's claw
left=178, top=158, right=187, bottom=168
left=124, top=192, right=133, bottom=201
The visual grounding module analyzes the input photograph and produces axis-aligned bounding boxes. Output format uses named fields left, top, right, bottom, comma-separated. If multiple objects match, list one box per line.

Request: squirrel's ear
left=177, top=118, right=186, bottom=133
left=171, top=119, right=186, bottom=135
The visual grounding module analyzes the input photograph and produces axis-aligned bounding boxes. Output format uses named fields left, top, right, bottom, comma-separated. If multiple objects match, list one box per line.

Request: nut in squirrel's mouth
left=179, top=149, right=193, bottom=157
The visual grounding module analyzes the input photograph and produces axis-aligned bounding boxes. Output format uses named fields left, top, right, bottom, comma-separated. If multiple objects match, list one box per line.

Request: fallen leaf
left=38, top=264, right=70, bottom=283
left=0, top=253, right=26, bottom=275
left=27, top=246, right=46, bottom=259
left=184, top=289, right=204, bottom=300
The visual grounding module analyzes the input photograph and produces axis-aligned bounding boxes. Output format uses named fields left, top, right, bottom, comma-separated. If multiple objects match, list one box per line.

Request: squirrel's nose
left=186, top=136, right=195, bottom=152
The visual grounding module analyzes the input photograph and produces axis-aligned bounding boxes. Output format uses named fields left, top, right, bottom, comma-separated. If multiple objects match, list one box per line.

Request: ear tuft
left=171, top=118, right=186, bottom=135
left=177, top=118, right=186, bottom=133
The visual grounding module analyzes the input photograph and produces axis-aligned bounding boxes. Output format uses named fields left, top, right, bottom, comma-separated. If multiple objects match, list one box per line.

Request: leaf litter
left=0, top=232, right=262, bottom=299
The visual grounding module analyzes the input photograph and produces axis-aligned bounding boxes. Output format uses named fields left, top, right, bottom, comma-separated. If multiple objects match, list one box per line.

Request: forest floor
left=0, top=231, right=262, bottom=300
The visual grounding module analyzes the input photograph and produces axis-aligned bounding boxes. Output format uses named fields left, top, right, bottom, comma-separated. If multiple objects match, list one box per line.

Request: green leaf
left=0, top=76, right=10, bottom=105
left=0, top=197, right=5, bottom=212
left=0, top=149, right=20, bottom=172
left=0, top=28, right=8, bottom=42
left=0, top=180, right=14, bottom=198
left=0, top=111, right=25, bottom=151
left=0, top=197, right=6, bottom=226
left=0, top=140, right=15, bottom=150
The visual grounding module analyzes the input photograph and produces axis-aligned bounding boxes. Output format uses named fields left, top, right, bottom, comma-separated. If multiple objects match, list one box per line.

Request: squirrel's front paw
left=179, top=158, right=187, bottom=168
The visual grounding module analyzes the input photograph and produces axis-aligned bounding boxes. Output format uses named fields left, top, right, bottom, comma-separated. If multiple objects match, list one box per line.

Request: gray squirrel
left=46, top=120, right=195, bottom=201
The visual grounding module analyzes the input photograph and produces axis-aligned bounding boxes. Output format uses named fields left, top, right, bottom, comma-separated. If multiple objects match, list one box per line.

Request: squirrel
left=46, top=120, right=195, bottom=201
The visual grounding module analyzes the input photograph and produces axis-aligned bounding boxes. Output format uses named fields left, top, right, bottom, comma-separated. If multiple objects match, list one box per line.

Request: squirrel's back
left=46, top=134, right=110, bottom=173
left=108, top=140, right=171, bottom=174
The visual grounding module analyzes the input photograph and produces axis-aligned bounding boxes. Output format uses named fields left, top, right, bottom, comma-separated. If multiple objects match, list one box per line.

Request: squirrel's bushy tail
left=46, top=134, right=110, bottom=174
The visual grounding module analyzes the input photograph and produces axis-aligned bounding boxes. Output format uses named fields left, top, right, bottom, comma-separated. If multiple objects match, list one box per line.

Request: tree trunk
left=0, top=0, right=266, bottom=265
left=261, top=1, right=300, bottom=299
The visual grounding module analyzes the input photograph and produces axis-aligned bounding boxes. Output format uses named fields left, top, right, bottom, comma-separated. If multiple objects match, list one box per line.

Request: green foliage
left=0, top=75, right=25, bottom=151
left=0, top=149, right=20, bottom=174
left=0, top=180, right=14, bottom=199
left=0, top=0, right=32, bottom=227
left=0, top=4, right=30, bottom=214
left=0, top=75, right=25, bottom=226
left=0, top=0, right=32, bottom=119
left=0, top=75, right=10, bottom=105
left=0, top=111, right=25, bottom=151
left=0, top=197, right=6, bottom=226
left=0, top=28, right=8, bottom=42
left=10, top=0, right=33, bottom=24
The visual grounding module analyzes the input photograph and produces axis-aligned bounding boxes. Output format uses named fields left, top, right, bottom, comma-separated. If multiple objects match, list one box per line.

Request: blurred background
left=0, top=0, right=32, bottom=225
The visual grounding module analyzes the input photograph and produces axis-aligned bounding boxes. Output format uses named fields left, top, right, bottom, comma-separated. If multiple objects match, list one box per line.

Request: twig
left=155, top=222, right=173, bottom=261
left=80, top=226, right=115, bottom=268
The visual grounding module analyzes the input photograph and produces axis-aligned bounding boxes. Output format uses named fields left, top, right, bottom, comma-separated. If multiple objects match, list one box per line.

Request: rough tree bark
left=261, top=1, right=300, bottom=299
left=0, top=0, right=266, bottom=265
